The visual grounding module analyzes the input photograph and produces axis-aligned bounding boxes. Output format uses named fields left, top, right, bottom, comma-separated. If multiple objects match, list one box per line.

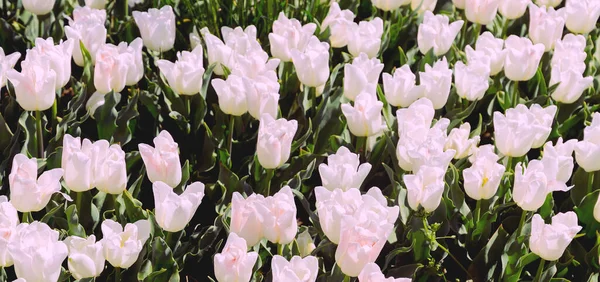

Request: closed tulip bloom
left=244, top=75, right=280, bottom=119
left=62, top=134, right=94, bottom=192
left=383, top=65, right=423, bottom=108
left=64, top=235, right=105, bottom=280
left=85, top=0, right=107, bottom=9
left=232, top=48, right=280, bottom=80
left=158, top=46, right=205, bottom=96
left=514, top=160, right=572, bottom=211
left=153, top=181, right=205, bottom=232
left=341, top=92, right=386, bottom=137
left=26, top=38, right=74, bottom=90
left=565, top=0, right=600, bottom=34
left=575, top=113, right=600, bottom=172
left=101, top=219, right=150, bottom=269
left=445, top=123, right=480, bottom=159
left=467, top=32, right=506, bottom=76
left=133, top=6, right=176, bottom=52
left=347, top=18, right=384, bottom=58
left=9, top=222, right=68, bottom=282
left=465, top=0, right=500, bottom=25
left=396, top=97, right=435, bottom=136
left=530, top=212, right=581, bottom=261
left=22, top=0, right=55, bottom=15
left=454, top=60, right=491, bottom=101
left=0, top=48, right=21, bottom=89
left=343, top=53, right=384, bottom=101
left=552, top=34, right=587, bottom=68
left=72, top=6, right=106, bottom=23
left=551, top=69, right=593, bottom=104
left=359, top=263, right=412, bottom=282
left=212, top=74, right=248, bottom=116
left=269, top=12, right=317, bottom=62
left=529, top=4, right=566, bottom=51
left=536, top=0, right=562, bottom=7
left=404, top=165, right=445, bottom=212
left=65, top=15, right=107, bottom=66
left=122, top=38, right=144, bottom=86
left=319, top=146, right=372, bottom=191
left=493, top=106, right=539, bottom=157
left=411, top=0, right=438, bottom=12
left=214, top=233, right=258, bottom=282
left=296, top=229, right=316, bottom=257
left=93, top=141, right=127, bottom=195
left=372, top=0, right=411, bottom=11
left=419, top=57, right=453, bottom=109
left=138, top=130, right=182, bottom=188
left=221, top=25, right=261, bottom=55
left=418, top=11, right=464, bottom=56
left=272, top=255, right=318, bottom=282
left=321, top=3, right=355, bottom=48
left=94, top=43, right=132, bottom=94
left=291, top=36, right=330, bottom=87
left=256, top=114, right=298, bottom=169
left=529, top=104, right=557, bottom=148
left=230, top=192, right=271, bottom=247
left=9, top=154, right=64, bottom=212
left=0, top=196, right=18, bottom=267
left=499, top=0, right=531, bottom=19
left=504, top=35, right=545, bottom=81
left=6, top=59, right=57, bottom=111
left=315, top=187, right=363, bottom=244
left=263, top=186, right=298, bottom=244
left=542, top=138, right=577, bottom=183
left=463, top=145, right=505, bottom=200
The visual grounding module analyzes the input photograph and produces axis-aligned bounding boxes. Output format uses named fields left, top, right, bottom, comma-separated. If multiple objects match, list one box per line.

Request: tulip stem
left=277, top=243, right=284, bottom=256
left=516, top=209, right=527, bottom=238
left=534, top=259, right=546, bottom=282
left=513, top=81, right=520, bottom=107
left=228, top=115, right=235, bottom=158
left=435, top=241, right=472, bottom=280
left=114, top=267, right=121, bottom=282
left=21, top=212, right=32, bottom=223
left=35, top=111, right=44, bottom=158
left=474, top=200, right=482, bottom=223
left=51, top=98, right=57, bottom=134
left=588, top=172, right=595, bottom=195
left=264, top=169, right=275, bottom=196
left=473, top=23, right=481, bottom=44
left=165, top=231, right=175, bottom=251
left=356, top=136, right=367, bottom=158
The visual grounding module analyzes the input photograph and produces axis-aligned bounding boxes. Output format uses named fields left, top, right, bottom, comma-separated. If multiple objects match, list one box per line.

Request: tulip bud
left=64, top=235, right=105, bottom=280
left=343, top=53, right=384, bottom=101
left=318, top=146, right=372, bottom=191
left=296, top=229, right=316, bottom=257
left=257, top=114, right=298, bottom=169
left=158, top=46, right=205, bottom=95
left=230, top=192, right=271, bottom=247
left=22, top=0, right=56, bottom=15
left=535, top=0, right=562, bottom=7
left=315, top=187, right=363, bottom=244
left=575, top=113, right=600, bottom=172
left=417, top=11, right=463, bottom=56
left=499, top=0, right=530, bottom=19
left=269, top=12, right=317, bottom=62
left=411, top=0, right=438, bottom=13
left=341, top=92, right=386, bottom=137
left=0, top=196, right=18, bottom=267
left=463, top=145, right=505, bottom=200
left=321, top=3, right=355, bottom=48
left=271, top=255, right=319, bottom=282
left=0, top=48, right=21, bottom=89
left=396, top=97, right=435, bottom=136
left=467, top=32, right=506, bottom=76
left=504, top=35, right=545, bottom=81
left=529, top=4, right=566, bottom=51
left=62, top=134, right=94, bottom=192
left=347, top=18, right=384, bottom=58
left=454, top=60, right=491, bottom=101
left=530, top=212, right=581, bottom=261
left=465, top=0, right=500, bottom=25
left=6, top=59, right=57, bottom=111
left=153, top=181, right=205, bottom=232
left=359, top=262, right=412, bottom=282
left=9, top=154, right=64, bottom=212
left=93, top=141, right=128, bottom=195
left=85, top=0, right=107, bottom=9
left=291, top=36, right=330, bottom=87
left=214, top=233, right=258, bottom=282
left=445, top=123, right=480, bottom=159
left=383, top=65, right=423, bottom=108
left=244, top=76, right=280, bottom=120
left=212, top=75, right=249, bottom=116
left=565, top=0, right=600, bottom=34
left=404, top=165, right=445, bottom=212
left=133, top=6, right=176, bottom=52
left=138, top=130, right=182, bottom=188
left=101, top=219, right=150, bottom=269
left=419, top=57, right=453, bottom=109
left=262, top=186, right=298, bottom=244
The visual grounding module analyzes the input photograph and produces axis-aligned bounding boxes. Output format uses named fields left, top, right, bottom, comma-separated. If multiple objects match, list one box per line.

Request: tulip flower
left=503, top=35, right=545, bottom=81
left=138, top=130, right=182, bottom=188
left=542, top=138, right=577, bottom=184
left=463, top=145, right=505, bottom=200
left=341, top=92, right=386, bottom=137
left=64, top=235, right=105, bottom=280
left=411, top=0, right=437, bottom=13
left=0, top=196, right=18, bottom=267
left=575, top=113, right=600, bottom=172
left=550, top=34, right=592, bottom=104
left=9, top=154, right=64, bottom=212
left=529, top=104, right=557, bottom=148
left=262, top=186, right=298, bottom=244
left=454, top=60, right=491, bottom=101
left=552, top=34, right=587, bottom=67
left=565, top=0, right=600, bottom=34
left=214, top=233, right=258, bottom=282
left=419, top=57, right=453, bottom=109
left=256, top=114, right=298, bottom=169
left=101, top=219, right=150, bottom=269
left=6, top=59, right=56, bottom=111
left=271, top=255, right=319, bottom=282
left=62, top=134, right=95, bottom=192
left=269, top=12, right=317, bottom=62
left=467, top=32, right=506, bottom=76
left=536, top=0, right=562, bottom=7
left=200, top=29, right=234, bottom=75
left=296, top=229, right=316, bottom=257
left=493, top=105, right=545, bottom=157
left=291, top=36, right=330, bottom=87
left=133, top=6, right=176, bottom=52
left=499, top=0, right=531, bottom=19
left=343, top=53, right=384, bottom=101
left=372, top=0, right=411, bottom=11
left=362, top=187, right=400, bottom=226
left=404, top=165, right=445, bottom=212
left=315, top=187, right=363, bottom=244
left=212, top=74, right=249, bottom=116
left=445, top=123, right=480, bottom=159
left=230, top=192, right=271, bottom=247
left=9, top=222, right=68, bottom=282
left=26, top=38, right=74, bottom=90
left=359, top=263, right=412, bottom=282
left=153, top=181, right=205, bottom=232
left=453, top=0, right=465, bottom=8
left=318, top=146, right=372, bottom=191
left=530, top=212, right=581, bottom=261
left=465, top=0, right=500, bottom=25
left=22, top=0, right=56, bottom=15
left=232, top=49, right=280, bottom=80
left=347, top=18, right=384, bottom=58
left=0, top=47, right=21, bottom=89
left=528, top=4, right=566, bottom=52
left=514, top=160, right=572, bottom=211
left=93, top=141, right=128, bottom=195
left=201, top=26, right=262, bottom=76
left=382, top=65, right=423, bottom=108
left=65, top=13, right=107, bottom=66
left=417, top=11, right=464, bottom=56
left=321, top=2, right=355, bottom=48
left=94, top=38, right=144, bottom=94
left=396, top=97, right=435, bottom=136
left=158, top=45, right=205, bottom=95
left=550, top=69, right=593, bottom=104
left=85, top=0, right=106, bottom=9
left=244, top=76, right=280, bottom=119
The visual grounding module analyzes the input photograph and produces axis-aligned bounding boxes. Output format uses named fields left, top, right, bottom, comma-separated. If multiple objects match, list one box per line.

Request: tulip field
left=3, top=0, right=600, bottom=281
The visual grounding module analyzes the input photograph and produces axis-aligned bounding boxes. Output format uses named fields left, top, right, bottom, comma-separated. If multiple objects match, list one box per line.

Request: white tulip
left=318, top=146, right=372, bottom=191
left=153, top=181, right=205, bottom=232
left=411, top=0, right=438, bottom=13
left=347, top=18, right=384, bottom=58
left=133, top=6, right=176, bottom=52
left=26, top=38, right=75, bottom=90
left=269, top=12, right=317, bottom=62
left=535, top=0, right=562, bottom=7
left=138, top=130, right=182, bottom=188
left=343, top=53, right=384, bottom=101
left=454, top=60, right=490, bottom=101
left=101, top=219, right=150, bottom=269
left=9, top=154, right=64, bottom=212
left=256, top=114, right=298, bottom=169
left=315, top=187, right=363, bottom=244
left=467, top=32, right=506, bottom=76
left=0, top=196, right=18, bottom=267
left=0, top=47, right=21, bottom=89
left=341, top=92, right=386, bottom=137
left=92, top=141, right=128, bottom=195
left=503, top=35, right=545, bottom=81
left=565, top=0, right=600, bottom=34
left=359, top=262, right=412, bottom=282
left=499, top=0, right=531, bottom=19
left=6, top=59, right=57, bottom=111
left=465, top=0, right=500, bottom=25
left=64, top=235, right=105, bottom=280
left=212, top=74, right=248, bottom=116
left=404, top=165, right=445, bottom=212
left=291, top=36, right=330, bottom=87
left=158, top=46, right=205, bottom=96
left=383, top=65, right=423, bottom=108
left=230, top=192, right=271, bottom=247
left=530, top=212, right=581, bottom=261
left=22, top=0, right=55, bottom=15
left=244, top=75, right=280, bottom=120
left=321, top=3, right=355, bottom=48
left=263, top=186, right=298, bottom=244
left=214, top=233, right=258, bottom=282
left=419, top=57, right=453, bottom=109
left=463, top=145, right=505, bottom=200
left=417, top=11, right=464, bottom=56
left=372, top=0, right=411, bottom=11
left=514, top=160, right=572, bottom=211
left=575, top=113, right=600, bottom=172
left=445, top=123, right=480, bottom=159
left=528, top=4, right=566, bottom=51
left=271, top=255, right=319, bottom=282
left=529, top=104, right=557, bottom=148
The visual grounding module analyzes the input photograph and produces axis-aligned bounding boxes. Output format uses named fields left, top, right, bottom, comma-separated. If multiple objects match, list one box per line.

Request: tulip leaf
left=122, top=190, right=149, bottom=222
left=94, top=91, right=121, bottom=141
left=574, top=190, right=600, bottom=238
left=65, top=204, right=86, bottom=237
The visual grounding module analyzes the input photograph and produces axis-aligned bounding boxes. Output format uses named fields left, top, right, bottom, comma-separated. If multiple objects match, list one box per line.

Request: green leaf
left=93, top=91, right=121, bottom=141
